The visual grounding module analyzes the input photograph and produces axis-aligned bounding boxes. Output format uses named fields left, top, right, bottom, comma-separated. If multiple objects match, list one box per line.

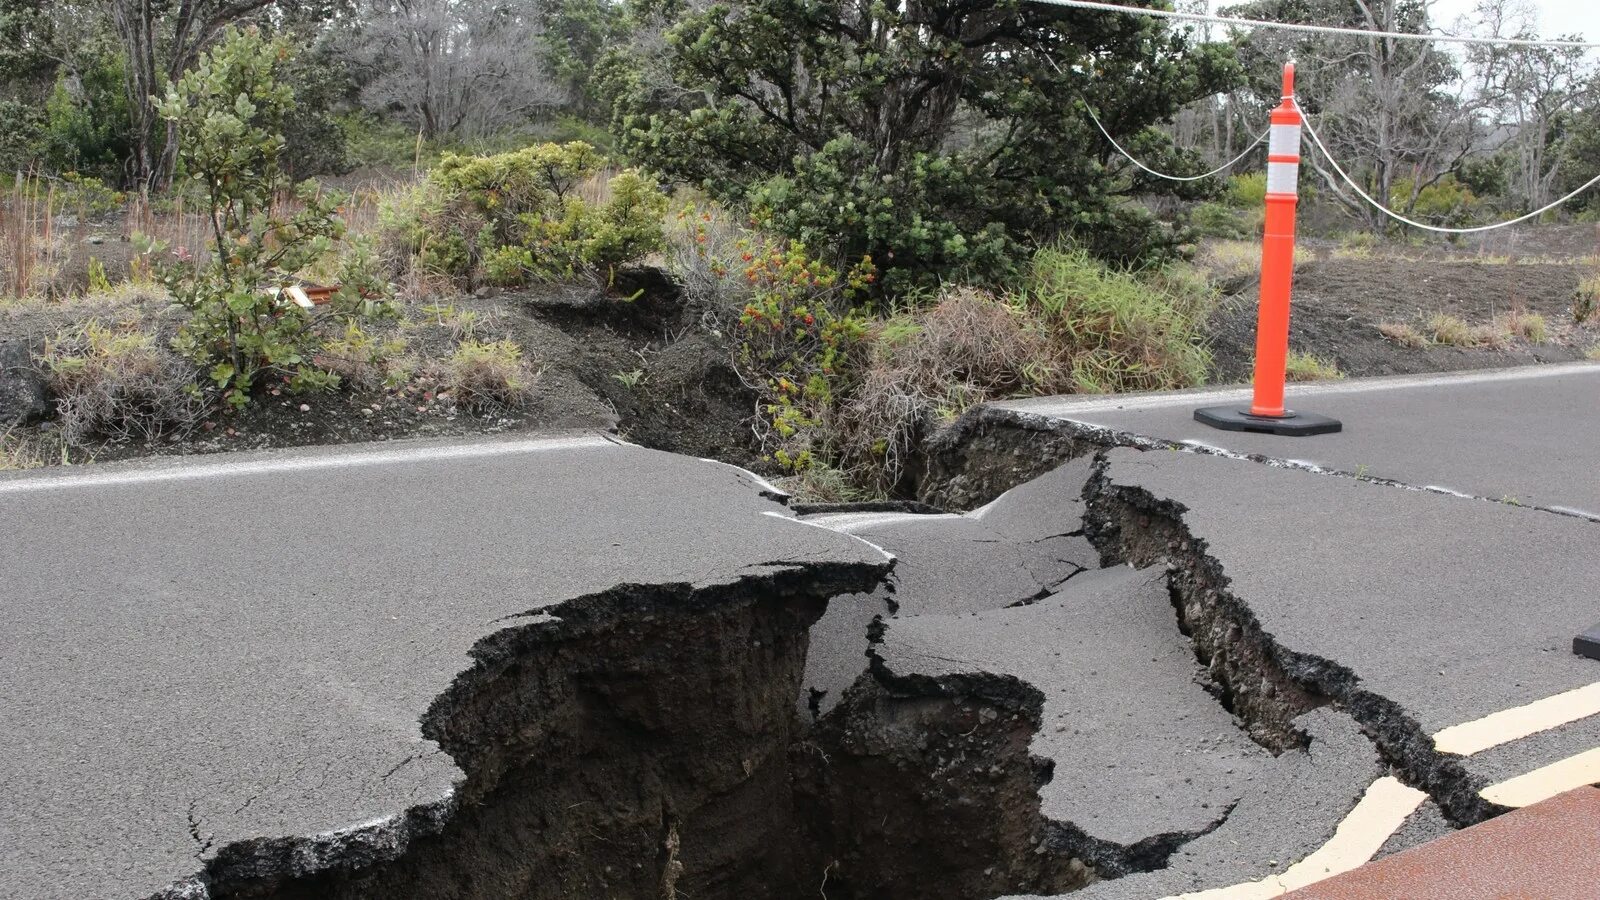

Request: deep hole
left=191, top=573, right=1094, bottom=900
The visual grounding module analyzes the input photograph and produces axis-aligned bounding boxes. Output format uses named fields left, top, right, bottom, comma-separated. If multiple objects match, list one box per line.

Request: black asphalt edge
left=148, top=556, right=891, bottom=900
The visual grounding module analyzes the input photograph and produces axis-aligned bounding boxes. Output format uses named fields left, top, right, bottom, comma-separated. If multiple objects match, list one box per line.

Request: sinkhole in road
left=185, top=566, right=1093, bottom=900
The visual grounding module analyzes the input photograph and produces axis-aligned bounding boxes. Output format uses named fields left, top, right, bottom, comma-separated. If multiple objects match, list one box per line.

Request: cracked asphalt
left=1000, top=361, right=1600, bottom=519
left=0, top=433, right=888, bottom=900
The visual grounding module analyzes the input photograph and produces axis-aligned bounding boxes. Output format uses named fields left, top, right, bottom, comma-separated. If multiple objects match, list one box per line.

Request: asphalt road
left=998, top=362, right=1600, bottom=519
left=0, top=433, right=888, bottom=900
left=1098, top=447, right=1600, bottom=745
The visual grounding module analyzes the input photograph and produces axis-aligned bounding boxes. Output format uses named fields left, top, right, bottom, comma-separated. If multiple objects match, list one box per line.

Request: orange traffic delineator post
left=1196, top=63, right=1341, bottom=437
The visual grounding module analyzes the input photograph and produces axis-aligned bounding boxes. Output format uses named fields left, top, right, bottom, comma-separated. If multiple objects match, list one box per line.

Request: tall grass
left=2, top=173, right=58, bottom=299
left=1021, top=247, right=1214, bottom=394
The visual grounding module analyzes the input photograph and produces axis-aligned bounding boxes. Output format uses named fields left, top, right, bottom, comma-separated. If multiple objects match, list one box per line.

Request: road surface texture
left=10, top=361, right=1600, bottom=900
left=996, top=361, right=1600, bottom=519
left=0, top=433, right=890, bottom=900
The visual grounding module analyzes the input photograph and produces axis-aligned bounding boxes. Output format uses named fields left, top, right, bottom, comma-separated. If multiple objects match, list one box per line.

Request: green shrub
left=382, top=142, right=668, bottom=287
left=732, top=240, right=876, bottom=472
left=151, top=27, right=395, bottom=409
left=43, top=320, right=206, bottom=444
left=1391, top=175, right=1478, bottom=227
left=1019, top=247, right=1213, bottom=394
left=1190, top=201, right=1252, bottom=239
left=1228, top=173, right=1267, bottom=208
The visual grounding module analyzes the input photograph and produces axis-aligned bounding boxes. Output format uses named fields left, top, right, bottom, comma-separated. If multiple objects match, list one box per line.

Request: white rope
left=1086, top=104, right=1268, bottom=181
left=1295, top=99, right=1600, bottom=234
left=1029, top=0, right=1600, bottom=50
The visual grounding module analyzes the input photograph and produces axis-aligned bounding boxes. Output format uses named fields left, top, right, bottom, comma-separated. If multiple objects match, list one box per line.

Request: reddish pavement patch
left=1285, top=787, right=1600, bottom=899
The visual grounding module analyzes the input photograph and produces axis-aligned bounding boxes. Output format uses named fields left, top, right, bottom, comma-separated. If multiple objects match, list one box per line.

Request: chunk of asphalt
left=968, top=456, right=1098, bottom=544
left=1056, top=709, right=1386, bottom=900
left=1373, top=800, right=1455, bottom=861
left=874, top=565, right=1278, bottom=855
left=1574, top=622, right=1600, bottom=660
left=1091, top=447, right=1600, bottom=818
left=0, top=435, right=890, bottom=900
left=797, top=494, right=1096, bottom=716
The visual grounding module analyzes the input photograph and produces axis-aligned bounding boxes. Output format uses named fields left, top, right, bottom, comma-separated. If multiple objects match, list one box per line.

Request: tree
left=603, top=0, right=1239, bottom=289
left=154, top=26, right=392, bottom=407
left=1469, top=0, right=1597, bottom=210
left=110, top=0, right=289, bottom=191
left=1226, top=0, right=1480, bottom=231
left=348, top=0, right=563, bottom=140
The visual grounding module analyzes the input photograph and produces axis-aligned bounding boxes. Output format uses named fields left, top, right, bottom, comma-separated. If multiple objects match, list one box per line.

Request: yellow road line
left=1165, top=777, right=1427, bottom=899
left=1480, top=747, right=1600, bottom=808
left=1432, top=682, right=1600, bottom=757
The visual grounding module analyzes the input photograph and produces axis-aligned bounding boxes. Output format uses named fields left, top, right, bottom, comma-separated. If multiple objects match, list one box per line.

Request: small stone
left=298, top=403, right=311, bottom=412
left=361, top=408, right=374, bottom=417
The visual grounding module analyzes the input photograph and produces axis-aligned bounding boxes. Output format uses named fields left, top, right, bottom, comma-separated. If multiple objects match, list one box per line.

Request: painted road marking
left=1168, top=777, right=1427, bottom=899
left=1168, top=680, right=1600, bottom=899
left=1480, top=748, right=1600, bottom=808
left=997, top=361, right=1600, bottom=416
left=1432, top=682, right=1600, bottom=756
left=0, top=433, right=620, bottom=494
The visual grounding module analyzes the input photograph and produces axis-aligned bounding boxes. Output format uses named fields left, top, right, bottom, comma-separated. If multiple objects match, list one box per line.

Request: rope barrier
left=1086, top=104, right=1268, bottom=181
left=1028, top=0, right=1600, bottom=49
left=1294, top=99, right=1600, bottom=234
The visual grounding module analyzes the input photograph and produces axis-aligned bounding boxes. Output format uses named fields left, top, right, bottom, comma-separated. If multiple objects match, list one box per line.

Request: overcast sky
left=1431, top=0, right=1600, bottom=41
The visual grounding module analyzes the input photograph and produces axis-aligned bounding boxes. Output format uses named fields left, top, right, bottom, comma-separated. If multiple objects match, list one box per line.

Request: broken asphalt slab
left=996, top=361, right=1600, bottom=519
left=1093, top=446, right=1600, bottom=810
left=875, top=566, right=1282, bottom=858
left=0, top=433, right=889, bottom=900
left=798, top=458, right=1098, bottom=716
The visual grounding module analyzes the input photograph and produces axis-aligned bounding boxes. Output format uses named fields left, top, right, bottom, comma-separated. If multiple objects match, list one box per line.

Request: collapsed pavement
left=7, top=363, right=1600, bottom=900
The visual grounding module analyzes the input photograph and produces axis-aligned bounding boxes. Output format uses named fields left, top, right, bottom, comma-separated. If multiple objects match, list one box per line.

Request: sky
left=1430, top=0, right=1600, bottom=42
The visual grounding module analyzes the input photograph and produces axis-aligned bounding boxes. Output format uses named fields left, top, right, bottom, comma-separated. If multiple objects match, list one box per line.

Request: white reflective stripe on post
left=1267, top=161, right=1299, bottom=195
left=1268, top=123, right=1302, bottom=157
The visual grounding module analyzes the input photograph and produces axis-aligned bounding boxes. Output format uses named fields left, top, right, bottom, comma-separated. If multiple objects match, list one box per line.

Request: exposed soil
left=1207, top=254, right=1600, bottom=383
left=13, top=269, right=766, bottom=472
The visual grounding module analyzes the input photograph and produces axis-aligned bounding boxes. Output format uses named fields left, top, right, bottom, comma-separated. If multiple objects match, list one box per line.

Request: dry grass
left=1576, top=274, right=1600, bottom=324
left=829, top=287, right=1049, bottom=493
left=2, top=174, right=62, bottom=299
left=1427, top=312, right=1505, bottom=349
left=445, top=338, right=537, bottom=410
left=1283, top=350, right=1344, bottom=382
left=1495, top=308, right=1549, bottom=344
left=1195, top=240, right=1312, bottom=292
left=1588, top=344, right=1600, bottom=361
left=1376, top=320, right=1430, bottom=349
left=41, top=319, right=206, bottom=445
left=0, top=426, right=63, bottom=470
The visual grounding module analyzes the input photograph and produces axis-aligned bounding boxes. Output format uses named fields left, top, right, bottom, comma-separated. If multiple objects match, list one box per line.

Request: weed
left=612, top=369, right=646, bottom=388
left=1575, top=274, right=1600, bottom=324
left=1021, top=247, right=1213, bottom=394
left=42, top=319, right=206, bottom=444
left=1428, top=312, right=1503, bottom=348
left=1283, top=350, right=1344, bottom=382
left=447, top=339, right=535, bottom=410
left=1495, top=309, right=1548, bottom=344
left=1376, top=321, right=1430, bottom=349
left=316, top=322, right=411, bottom=389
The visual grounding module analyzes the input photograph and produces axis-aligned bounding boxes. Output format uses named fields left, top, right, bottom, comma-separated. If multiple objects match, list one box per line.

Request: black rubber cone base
left=1575, top=623, right=1600, bottom=661
left=1194, top=405, right=1343, bottom=436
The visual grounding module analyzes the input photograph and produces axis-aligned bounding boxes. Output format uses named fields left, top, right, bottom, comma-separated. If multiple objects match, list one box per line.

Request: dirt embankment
left=1207, top=255, right=1599, bottom=383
